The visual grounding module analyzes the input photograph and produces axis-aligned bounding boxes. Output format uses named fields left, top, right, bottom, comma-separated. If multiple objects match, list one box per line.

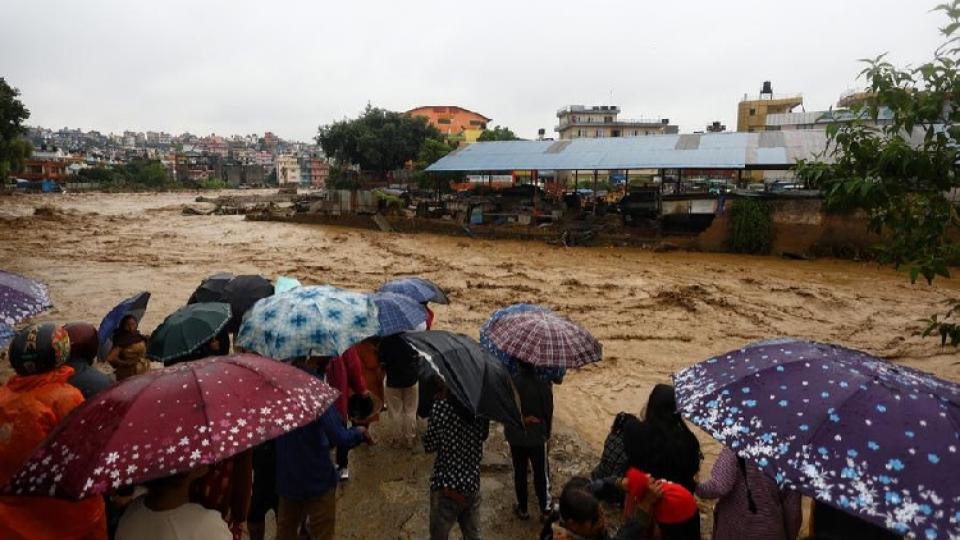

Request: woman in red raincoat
left=0, top=323, right=108, bottom=540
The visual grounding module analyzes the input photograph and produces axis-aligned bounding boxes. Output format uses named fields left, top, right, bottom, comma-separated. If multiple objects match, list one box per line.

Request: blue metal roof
left=425, top=131, right=829, bottom=172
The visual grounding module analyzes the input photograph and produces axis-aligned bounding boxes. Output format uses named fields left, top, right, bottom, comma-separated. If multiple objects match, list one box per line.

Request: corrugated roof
left=425, top=131, right=829, bottom=172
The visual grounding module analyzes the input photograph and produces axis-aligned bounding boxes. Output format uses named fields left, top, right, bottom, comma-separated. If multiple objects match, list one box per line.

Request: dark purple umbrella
left=673, top=340, right=960, bottom=539
left=0, top=270, right=52, bottom=326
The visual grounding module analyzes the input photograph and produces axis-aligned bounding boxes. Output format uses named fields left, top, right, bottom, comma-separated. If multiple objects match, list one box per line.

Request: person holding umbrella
left=0, top=323, right=107, bottom=540
left=423, top=377, right=490, bottom=540
left=106, top=314, right=150, bottom=381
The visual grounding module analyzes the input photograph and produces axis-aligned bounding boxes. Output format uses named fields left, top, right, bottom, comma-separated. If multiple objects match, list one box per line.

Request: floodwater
left=2, top=190, right=958, bottom=538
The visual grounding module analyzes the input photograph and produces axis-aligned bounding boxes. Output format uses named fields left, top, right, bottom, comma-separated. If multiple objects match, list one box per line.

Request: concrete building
left=407, top=106, right=491, bottom=143
left=736, top=81, right=804, bottom=132
left=276, top=154, right=301, bottom=185
left=299, top=157, right=329, bottom=188
left=555, top=105, right=678, bottom=140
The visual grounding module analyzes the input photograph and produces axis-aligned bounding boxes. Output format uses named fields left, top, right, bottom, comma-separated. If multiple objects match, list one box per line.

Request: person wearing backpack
left=0, top=323, right=108, bottom=540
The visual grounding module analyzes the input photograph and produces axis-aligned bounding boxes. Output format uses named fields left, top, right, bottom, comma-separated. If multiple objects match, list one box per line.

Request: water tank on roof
left=761, top=81, right=773, bottom=96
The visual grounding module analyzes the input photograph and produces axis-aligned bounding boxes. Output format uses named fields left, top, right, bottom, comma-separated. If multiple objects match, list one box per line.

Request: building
left=555, top=105, right=678, bottom=140
left=298, top=157, right=329, bottom=188
left=174, top=151, right=223, bottom=183
left=764, top=90, right=893, bottom=131
left=275, top=154, right=301, bottom=185
left=736, top=81, right=804, bottom=132
left=406, top=106, right=491, bottom=143
left=20, top=159, right=67, bottom=182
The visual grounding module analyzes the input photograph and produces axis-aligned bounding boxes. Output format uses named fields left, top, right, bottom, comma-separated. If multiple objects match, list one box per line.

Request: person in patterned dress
left=423, top=381, right=490, bottom=540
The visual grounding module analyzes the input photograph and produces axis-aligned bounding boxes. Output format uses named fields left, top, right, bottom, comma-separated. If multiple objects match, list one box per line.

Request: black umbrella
left=399, top=330, right=522, bottom=429
left=187, top=272, right=235, bottom=305
left=222, top=275, right=274, bottom=332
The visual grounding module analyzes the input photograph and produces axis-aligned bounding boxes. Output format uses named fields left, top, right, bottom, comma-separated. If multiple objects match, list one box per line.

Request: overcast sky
left=1, top=0, right=945, bottom=141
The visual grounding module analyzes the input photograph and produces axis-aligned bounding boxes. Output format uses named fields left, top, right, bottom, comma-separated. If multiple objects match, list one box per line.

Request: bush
left=728, top=198, right=773, bottom=254
left=198, top=178, right=228, bottom=190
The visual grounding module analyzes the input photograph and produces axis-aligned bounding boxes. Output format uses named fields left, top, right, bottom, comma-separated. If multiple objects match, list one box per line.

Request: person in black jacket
left=623, top=384, right=702, bottom=540
left=379, top=335, right=421, bottom=449
left=505, top=361, right=557, bottom=521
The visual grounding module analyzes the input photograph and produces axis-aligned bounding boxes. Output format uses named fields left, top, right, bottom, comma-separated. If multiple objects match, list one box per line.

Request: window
left=749, top=108, right=757, bottom=116
left=604, top=116, right=613, bottom=123
left=469, top=120, right=482, bottom=126
left=595, top=129, right=602, bottom=137
left=437, top=118, right=451, bottom=125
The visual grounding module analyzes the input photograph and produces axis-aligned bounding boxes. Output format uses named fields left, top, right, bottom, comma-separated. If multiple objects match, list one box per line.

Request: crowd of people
left=0, top=280, right=908, bottom=540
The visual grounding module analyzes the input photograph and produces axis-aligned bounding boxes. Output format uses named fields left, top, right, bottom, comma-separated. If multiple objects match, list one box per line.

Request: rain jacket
left=0, top=366, right=107, bottom=540
left=326, top=353, right=367, bottom=421
left=274, top=407, right=364, bottom=500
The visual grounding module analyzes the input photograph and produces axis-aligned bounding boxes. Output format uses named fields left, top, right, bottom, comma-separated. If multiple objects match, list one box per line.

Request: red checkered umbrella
left=483, top=311, right=602, bottom=369
left=4, top=354, right=338, bottom=500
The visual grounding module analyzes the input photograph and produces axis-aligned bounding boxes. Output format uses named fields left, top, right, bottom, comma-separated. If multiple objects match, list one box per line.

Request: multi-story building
left=555, top=105, right=678, bottom=140
left=407, top=106, right=491, bottom=144
left=736, top=81, right=804, bottom=132
left=763, top=90, right=892, bottom=131
left=299, top=157, right=329, bottom=188
left=275, top=154, right=301, bottom=185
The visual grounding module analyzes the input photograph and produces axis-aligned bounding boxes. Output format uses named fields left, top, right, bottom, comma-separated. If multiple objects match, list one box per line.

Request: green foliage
left=316, top=104, right=441, bottom=176
left=0, top=78, right=32, bottom=179
left=728, top=199, right=774, bottom=255
left=477, top=125, right=520, bottom=141
left=415, top=138, right=455, bottom=170
left=73, top=160, right=172, bottom=190
left=198, top=178, right=228, bottom=190
left=922, top=298, right=960, bottom=346
left=795, top=1, right=960, bottom=345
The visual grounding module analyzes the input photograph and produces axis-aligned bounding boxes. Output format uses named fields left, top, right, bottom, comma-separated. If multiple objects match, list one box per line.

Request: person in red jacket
left=0, top=323, right=108, bottom=540
left=324, top=351, right=370, bottom=481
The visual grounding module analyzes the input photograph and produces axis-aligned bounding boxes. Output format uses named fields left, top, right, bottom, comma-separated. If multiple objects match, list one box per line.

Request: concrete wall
left=694, top=197, right=879, bottom=256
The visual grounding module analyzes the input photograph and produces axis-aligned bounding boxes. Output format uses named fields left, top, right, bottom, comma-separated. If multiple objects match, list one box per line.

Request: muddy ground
left=2, top=190, right=957, bottom=539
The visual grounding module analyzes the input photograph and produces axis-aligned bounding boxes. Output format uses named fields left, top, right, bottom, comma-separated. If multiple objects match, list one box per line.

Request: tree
left=796, top=1, right=960, bottom=345
left=0, top=78, right=32, bottom=180
left=414, top=138, right=460, bottom=193
left=477, top=125, right=520, bottom=141
left=316, top=104, right=441, bottom=177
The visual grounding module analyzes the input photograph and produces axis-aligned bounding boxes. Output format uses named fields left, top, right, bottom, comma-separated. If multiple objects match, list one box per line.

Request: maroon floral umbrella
left=4, top=354, right=337, bottom=500
left=483, top=310, right=602, bottom=370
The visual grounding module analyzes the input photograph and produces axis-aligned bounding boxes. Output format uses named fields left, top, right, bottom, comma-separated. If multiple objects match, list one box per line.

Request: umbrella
left=673, top=340, right=960, bottom=539
left=378, top=277, right=449, bottom=305
left=147, top=302, right=232, bottom=364
left=372, top=292, right=428, bottom=336
left=479, top=304, right=566, bottom=381
left=0, top=270, right=52, bottom=326
left=4, top=354, right=339, bottom=499
left=187, top=272, right=235, bottom=304
left=483, top=310, right=602, bottom=370
left=97, top=291, right=151, bottom=361
left=400, top=330, right=522, bottom=429
left=275, top=276, right=302, bottom=294
left=223, top=275, right=275, bottom=333
left=236, top=285, right=378, bottom=360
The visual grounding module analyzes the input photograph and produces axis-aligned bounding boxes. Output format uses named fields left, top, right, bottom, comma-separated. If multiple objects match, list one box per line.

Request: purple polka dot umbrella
left=0, top=270, right=52, bottom=327
left=673, top=340, right=960, bottom=539
left=4, top=353, right=338, bottom=500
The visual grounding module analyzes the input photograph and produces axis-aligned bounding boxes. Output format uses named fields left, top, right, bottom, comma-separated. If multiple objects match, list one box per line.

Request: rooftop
left=425, top=131, right=830, bottom=172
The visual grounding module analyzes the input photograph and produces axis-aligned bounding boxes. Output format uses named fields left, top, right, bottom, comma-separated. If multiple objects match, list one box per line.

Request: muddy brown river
left=2, top=190, right=957, bottom=538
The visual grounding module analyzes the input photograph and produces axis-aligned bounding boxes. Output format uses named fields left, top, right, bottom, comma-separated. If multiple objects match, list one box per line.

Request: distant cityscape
left=15, top=83, right=887, bottom=189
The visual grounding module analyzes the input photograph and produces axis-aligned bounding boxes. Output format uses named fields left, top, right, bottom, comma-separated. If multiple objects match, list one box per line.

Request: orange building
left=406, top=105, right=491, bottom=143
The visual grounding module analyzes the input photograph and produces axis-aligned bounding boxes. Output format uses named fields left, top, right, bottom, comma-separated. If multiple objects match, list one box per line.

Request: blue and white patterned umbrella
left=0, top=322, right=13, bottom=350
left=0, top=270, right=52, bottom=327
left=378, top=277, right=449, bottom=305
left=479, top=304, right=566, bottom=381
left=236, top=285, right=379, bottom=360
left=674, top=340, right=960, bottom=539
left=371, top=292, right=427, bottom=336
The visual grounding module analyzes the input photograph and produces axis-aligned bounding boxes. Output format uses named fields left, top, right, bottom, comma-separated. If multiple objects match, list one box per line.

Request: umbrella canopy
left=187, top=272, right=235, bottom=304
left=275, top=276, right=302, bottom=294
left=378, top=277, right=449, bottom=305
left=97, top=291, right=152, bottom=361
left=673, top=340, right=960, bottom=539
left=223, top=275, right=275, bottom=333
left=4, top=354, right=339, bottom=499
left=479, top=304, right=566, bottom=381
left=0, top=270, right=52, bottom=327
left=400, top=330, right=522, bottom=429
left=483, top=310, right=602, bottom=370
left=237, top=285, right=379, bottom=360
left=372, top=292, right=428, bottom=336
left=147, top=302, right=231, bottom=363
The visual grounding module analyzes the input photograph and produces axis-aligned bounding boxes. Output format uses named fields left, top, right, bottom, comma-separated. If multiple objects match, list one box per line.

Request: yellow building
left=736, top=81, right=803, bottom=132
